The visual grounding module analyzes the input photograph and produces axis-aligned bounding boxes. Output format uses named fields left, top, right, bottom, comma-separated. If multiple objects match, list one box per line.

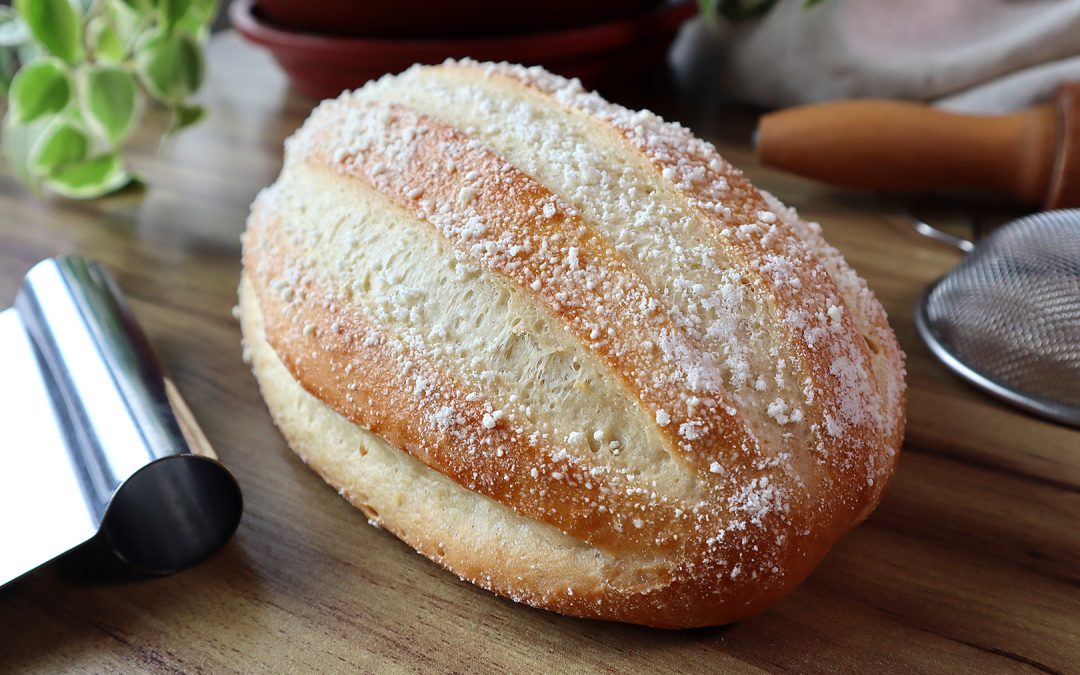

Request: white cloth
left=671, top=0, right=1080, bottom=113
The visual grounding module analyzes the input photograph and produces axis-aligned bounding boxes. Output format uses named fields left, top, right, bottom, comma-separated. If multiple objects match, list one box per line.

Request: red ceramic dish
left=256, top=0, right=660, bottom=39
left=230, top=0, right=697, bottom=100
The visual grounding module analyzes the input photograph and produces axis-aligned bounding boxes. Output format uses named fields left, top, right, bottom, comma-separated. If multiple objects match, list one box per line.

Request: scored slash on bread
left=240, top=61, right=906, bottom=628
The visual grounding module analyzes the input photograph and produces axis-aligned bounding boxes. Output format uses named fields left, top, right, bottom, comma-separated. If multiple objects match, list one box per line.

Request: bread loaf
left=239, top=61, right=905, bottom=628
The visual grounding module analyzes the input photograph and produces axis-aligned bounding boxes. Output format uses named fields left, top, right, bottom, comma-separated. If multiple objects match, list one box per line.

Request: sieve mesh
left=915, top=209, right=1080, bottom=427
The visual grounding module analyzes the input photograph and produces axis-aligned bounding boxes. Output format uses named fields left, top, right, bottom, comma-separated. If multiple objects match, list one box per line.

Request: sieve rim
left=914, top=282, right=1080, bottom=429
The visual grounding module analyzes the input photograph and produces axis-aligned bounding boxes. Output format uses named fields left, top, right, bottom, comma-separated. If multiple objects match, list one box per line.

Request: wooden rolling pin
left=755, top=83, right=1080, bottom=208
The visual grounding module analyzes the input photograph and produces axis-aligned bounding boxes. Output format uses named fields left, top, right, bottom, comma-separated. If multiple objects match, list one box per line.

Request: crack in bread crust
left=245, top=211, right=686, bottom=553
left=289, top=99, right=763, bottom=476
left=452, top=61, right=903, bottom=502
left=241, top=278, right=677, bottom=613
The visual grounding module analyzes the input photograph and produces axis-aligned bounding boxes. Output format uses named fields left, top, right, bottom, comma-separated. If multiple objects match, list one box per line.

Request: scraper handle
left=755, top=83, right=1080, bottom=208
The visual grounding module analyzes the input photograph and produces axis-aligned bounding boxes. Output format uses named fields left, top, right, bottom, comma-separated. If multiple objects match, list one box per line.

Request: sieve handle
left=908, top=216, right=975, bottom=254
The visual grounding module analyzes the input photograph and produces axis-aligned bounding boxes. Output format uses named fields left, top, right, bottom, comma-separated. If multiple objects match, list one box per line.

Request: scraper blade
left=0, top=257, right=242, bottom=587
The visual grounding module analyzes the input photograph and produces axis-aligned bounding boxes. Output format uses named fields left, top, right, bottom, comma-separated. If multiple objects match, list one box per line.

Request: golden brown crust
left=243, top=207, right=686, bottom=553
left=297, top=100, right=762, bottom=472
left=240, top=62, right=906, bottom=628
left=474, top=62, right=905, bottom=521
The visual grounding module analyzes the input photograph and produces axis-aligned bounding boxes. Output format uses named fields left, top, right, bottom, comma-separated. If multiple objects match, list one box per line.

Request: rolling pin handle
left=755, top=93, right=1074, bottom=207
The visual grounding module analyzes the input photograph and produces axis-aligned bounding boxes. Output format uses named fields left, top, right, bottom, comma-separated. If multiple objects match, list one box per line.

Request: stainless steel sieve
left=914, top=209, right=1080, bottom=428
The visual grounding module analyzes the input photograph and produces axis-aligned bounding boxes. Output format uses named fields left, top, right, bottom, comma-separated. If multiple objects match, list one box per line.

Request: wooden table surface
left=1, top=33, right=1078, bottom=674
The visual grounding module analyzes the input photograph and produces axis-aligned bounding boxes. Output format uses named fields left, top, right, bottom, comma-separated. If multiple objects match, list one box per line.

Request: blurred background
left=4, top=0, right=1080, bottom=210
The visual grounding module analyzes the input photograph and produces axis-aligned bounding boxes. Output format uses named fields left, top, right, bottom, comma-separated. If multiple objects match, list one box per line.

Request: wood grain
left=0, top=33, right=1077, bottom=673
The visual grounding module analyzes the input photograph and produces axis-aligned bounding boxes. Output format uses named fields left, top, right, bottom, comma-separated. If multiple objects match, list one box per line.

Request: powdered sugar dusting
left=467, top=59, right=901, bottom=492
left=248, top=61, right=905, bottom=614
left=292, top=97, right=764, bottom=474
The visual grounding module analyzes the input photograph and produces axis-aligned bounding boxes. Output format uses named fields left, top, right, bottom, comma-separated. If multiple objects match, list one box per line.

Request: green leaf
left=79, top=66, right=138, bottom=145
left=159, top=0, right=192, bottom=33
left=0, top=8, right=30, bottom=48
left=44, top=153, right=131, bottom=199
left=168, top=102, right=204, bottom=134
left=188, top=0, right=217, bottom=20
left=176, top=0, right=216, bottom=34
left=8, top=59, right=70, bottom=124
left=135, top=33, right=203, bottom=103
left=29, top=119, right=88, bottom=175
left=2, top=114, right=47, bottom=191
left=174, top=18, right=209, bottom=41
left=106, top=0, right=141, bottom=43
left=88, top=15, right=125, bottom=62
left=14, top=0, right=83, bottom=64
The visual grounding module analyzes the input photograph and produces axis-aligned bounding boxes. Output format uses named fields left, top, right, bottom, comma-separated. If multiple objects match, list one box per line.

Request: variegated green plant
left=0, top=0, right=215, bottom=199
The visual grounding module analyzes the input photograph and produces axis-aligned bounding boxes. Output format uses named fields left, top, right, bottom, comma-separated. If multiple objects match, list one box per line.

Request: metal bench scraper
left=0, top=256, right=242, bottom=588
